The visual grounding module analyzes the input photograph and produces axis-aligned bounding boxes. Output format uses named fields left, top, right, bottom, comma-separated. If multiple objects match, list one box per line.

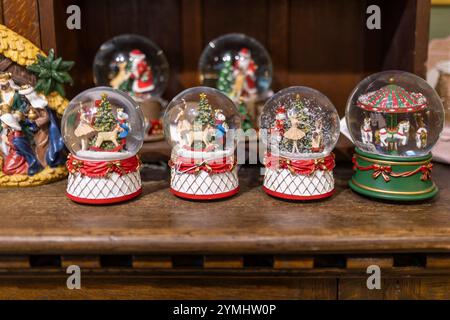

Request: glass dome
left=93, top=34, right=169, bottom=101
left=163, top=87, right=241, bottom=158
left=346, top=70, right=445, bottom=157
left=199, top=33, right=272, bottom=101
left=62, top=87, right=145, bottom=161
left=260, top=86, right=340, bottom=159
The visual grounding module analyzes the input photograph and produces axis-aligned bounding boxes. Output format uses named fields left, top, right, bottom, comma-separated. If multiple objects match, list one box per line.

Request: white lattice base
left=67, top=171, right=142, bottom=204
left=170, top=168, right=239, bottom=200
left=263, top=168, right=335, bottom=200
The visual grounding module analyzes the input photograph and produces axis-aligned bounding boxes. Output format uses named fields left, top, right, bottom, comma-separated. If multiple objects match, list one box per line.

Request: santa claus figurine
left=231, top=48, right=258, bottom=99
left=128, top=49, right=155, bottom=95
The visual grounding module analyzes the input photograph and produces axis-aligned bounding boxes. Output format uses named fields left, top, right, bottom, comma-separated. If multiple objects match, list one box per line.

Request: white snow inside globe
left=199, top=33, right=272, bottom=100
left=346, top=70, right=445, bottom=157
left=62, top=87, right=145, bottom=161
left=163, top=87, right=241, bottom=159
left=260, top=86, right=340, bottom=159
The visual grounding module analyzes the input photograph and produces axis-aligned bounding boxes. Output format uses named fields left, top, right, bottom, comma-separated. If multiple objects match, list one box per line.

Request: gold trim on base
left=351, top=179, right=436, bottom=195
left=355, top=154, right=431, bottom=167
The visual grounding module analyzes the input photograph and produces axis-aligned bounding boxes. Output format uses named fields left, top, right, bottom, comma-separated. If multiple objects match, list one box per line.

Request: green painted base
left=349, top=148, right=438, bottom=202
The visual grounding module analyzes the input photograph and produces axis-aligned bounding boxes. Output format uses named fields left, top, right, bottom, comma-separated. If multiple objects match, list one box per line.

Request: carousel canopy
left=357, top=84, right=428, bottom=113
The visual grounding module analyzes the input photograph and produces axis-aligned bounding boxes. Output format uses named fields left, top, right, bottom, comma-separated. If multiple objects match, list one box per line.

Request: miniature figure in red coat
left=232, top=48, right=258, bottom=99
left=271, top=105, right=286, bottom=137
left=129, top=49, right=155, bottom=94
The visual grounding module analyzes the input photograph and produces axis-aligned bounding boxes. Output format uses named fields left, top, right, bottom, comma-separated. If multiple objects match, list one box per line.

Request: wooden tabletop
left=0, top=162, right=449, bottom=255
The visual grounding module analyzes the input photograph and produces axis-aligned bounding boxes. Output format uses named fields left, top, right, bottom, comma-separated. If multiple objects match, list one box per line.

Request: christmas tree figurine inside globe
left=260, top=86, right=340, bottom=200
left=199, top=33, right=272, bottom=102
left=93, top=34, right=169, bottom=141
left=163, top=87, right=241, bottom=200
left=346, top=70, right=445, bottom=201
left=62, top=87, right=145, bottom=204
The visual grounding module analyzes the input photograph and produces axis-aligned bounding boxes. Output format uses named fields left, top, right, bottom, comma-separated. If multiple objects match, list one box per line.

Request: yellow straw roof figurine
left=0, top=24, right=73, bottom=187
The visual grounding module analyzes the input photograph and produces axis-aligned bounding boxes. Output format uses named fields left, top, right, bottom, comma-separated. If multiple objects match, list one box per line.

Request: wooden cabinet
left=0, top=164, right=449, bottom=299
left=1, top=0, right=447, bottom=300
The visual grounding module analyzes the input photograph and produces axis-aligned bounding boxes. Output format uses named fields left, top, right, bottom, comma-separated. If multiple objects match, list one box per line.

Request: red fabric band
left=264, top=153, right=335, bottom=175
left=169, top=156, right=236, bottom=174
left=66, top=154, right=141, bottom=178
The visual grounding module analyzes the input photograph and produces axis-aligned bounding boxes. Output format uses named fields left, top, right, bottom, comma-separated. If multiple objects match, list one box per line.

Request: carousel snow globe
left=62, top=87, right=145, bottom=204
left=93, top=34, right=169, bottom=141
left=163, top=87, right=241, bottom=200
left=260, top=86, right=340, bottom=200
left=199, top=33, right=272, bottom=132
left=346, top=70, right=445, bottom=201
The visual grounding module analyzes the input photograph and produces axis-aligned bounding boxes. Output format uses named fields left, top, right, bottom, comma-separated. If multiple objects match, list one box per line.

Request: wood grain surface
left=1, top=0, right=40, bottom=46
left=0, top=274, right=337, bottom=299
left=0, top=164, right=448, bottom=255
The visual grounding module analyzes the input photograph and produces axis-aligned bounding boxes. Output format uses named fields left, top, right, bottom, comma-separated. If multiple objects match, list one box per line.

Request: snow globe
left=346, top=70, right=445, bottom=201
left=260, top=86, right=340, bottom=200
left=199, top=33, right=272, bottom=132
left=93, top=34, right=169, bottom=141
left=62, top=87, right=145, bottom=204
left=163, top=87, right=241, bottom=200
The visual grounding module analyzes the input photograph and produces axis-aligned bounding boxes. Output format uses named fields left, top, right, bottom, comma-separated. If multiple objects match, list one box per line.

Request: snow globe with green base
left=163, top=87, right=241, bottom=200
left=62, top=87, right=145, bottom=204
left=346, top=71, right=445, bottom=201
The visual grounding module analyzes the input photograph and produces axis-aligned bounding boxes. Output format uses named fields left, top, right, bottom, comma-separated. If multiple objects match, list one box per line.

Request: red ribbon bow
left=371, top=164, right=393, bottom=182
left=419, top=163, right=433, bottom=181
left=265, top=153, right=335, bottom=176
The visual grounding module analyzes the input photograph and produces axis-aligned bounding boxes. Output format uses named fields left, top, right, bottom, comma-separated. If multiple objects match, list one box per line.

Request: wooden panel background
left=0, top=0, right=427, bottom=116
left=1, top=0, right=41, bottom=46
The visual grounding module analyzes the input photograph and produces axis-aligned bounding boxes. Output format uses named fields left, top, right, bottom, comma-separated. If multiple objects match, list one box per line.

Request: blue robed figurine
left=18, top=85, right=66, bottom=168
left=0, top=113, right=41, bottom=176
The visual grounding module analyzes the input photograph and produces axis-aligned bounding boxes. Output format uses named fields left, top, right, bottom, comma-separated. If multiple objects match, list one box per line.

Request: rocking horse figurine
left=94, top=126, right=121, bottom=149
left=187, top=121, right=212, bottom=150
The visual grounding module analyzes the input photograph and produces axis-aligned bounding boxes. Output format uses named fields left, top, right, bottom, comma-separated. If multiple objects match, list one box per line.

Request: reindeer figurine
left=415, top=116, right=427, bottom=149
left=175, top=109, right=192, bottom=147
left=110, top=61, right=130, bottom=89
